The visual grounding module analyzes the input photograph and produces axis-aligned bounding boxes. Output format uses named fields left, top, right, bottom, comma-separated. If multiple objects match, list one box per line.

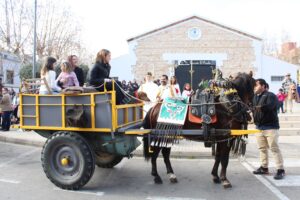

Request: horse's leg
left=151, top=146, right=163, bottom=184
left=219, top=141, right=232, bottom=189
left=211, top=143, right=221, bottom=184
left=162, top=147, right=177, bottom=183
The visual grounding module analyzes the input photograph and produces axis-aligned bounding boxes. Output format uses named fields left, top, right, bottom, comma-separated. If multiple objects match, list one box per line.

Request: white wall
left=0, top=52, right=21, bottom=90
left=261, top=55, right=299, bottom=93
left=110, top=54, right=134, bottom=81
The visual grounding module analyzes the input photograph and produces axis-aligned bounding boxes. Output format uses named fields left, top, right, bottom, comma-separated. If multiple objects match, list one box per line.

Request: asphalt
left=1, top=102, right=300, bottom=158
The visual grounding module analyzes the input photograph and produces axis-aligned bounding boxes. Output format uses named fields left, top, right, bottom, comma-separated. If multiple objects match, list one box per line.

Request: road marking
left=0, top=149, right=38, bottom=168
left=53, top=188, right=104, bottom=196
left=247, top=159, right=300, bottom=168
left=147, top=197, right=206, bottom=200
left=241, top=161, right=290, bottom=200
left=266, top=176, right=300, bottom=187
left=0, top=179, right=20, bottom=184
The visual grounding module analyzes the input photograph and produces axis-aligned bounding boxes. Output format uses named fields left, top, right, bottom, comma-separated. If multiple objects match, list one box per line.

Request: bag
left=66, top=105, right=88, bottom=127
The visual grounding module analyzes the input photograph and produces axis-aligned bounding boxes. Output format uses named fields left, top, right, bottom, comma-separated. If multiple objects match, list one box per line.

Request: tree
left=0, top=0, right=32, bottom=61
left=35, top=0, right=82, bottom=60
left=19, top=62, right=41, bottom=80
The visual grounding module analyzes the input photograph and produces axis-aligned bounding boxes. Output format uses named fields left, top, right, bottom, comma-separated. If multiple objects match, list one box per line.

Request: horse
left=141, top=72, right=255, bottom=188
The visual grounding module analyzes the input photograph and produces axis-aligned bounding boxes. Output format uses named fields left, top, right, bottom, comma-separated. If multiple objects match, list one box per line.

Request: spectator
left=12, top=93, right=20, bottom=124
left=281, top=73, right=296, bottom=112
left=252, top=79, right=285, bottom=180
left=121, top=80, right=128, bottom=91
left=0, top=87, right=13, bottom=131
left=156, top=74, right=170, bottom=101
left=182, top=83, right=193, bottom=99
left=56, top=62, right=79, bottom=89
left=138, top=72, right=159, bottom=103
left=276, top=88, right=286, bottom=113
left=68, top=55, right=85, bottom=87
left=170, top=75, right=181, bottom=97
left=131, top=79, right=139, bottom=92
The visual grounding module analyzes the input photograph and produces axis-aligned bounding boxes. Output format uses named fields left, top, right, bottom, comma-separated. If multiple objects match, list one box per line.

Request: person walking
left=252, top=79, right=285, bottom=180
left=0, top=87, right=13, bottom=131
left=281, top=73, right=296, bottom=113
left=276, top=88, right=286, bottom=113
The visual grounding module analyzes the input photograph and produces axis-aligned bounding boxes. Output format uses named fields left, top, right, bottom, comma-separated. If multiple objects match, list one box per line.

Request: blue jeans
left=2, top=111, right=12, bottom=130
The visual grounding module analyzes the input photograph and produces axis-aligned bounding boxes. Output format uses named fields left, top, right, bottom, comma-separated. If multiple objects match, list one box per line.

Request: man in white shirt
left=138, top=72, right=159, bottom=114
left=157, top=74, right=170, bottom=101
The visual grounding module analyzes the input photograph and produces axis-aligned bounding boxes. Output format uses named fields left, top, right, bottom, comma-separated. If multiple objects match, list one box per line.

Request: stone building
left=0, top=51, right=21, bottom=90
left=127, top=15, right=263, bottom=89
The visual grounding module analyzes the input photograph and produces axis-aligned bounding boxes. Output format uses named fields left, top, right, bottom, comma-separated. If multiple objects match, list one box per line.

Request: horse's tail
left=142, top=108, right=152, bottom=161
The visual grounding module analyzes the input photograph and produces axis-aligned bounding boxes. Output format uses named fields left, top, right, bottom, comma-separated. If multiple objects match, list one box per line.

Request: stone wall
left=131, top=19, right=258, bottom=82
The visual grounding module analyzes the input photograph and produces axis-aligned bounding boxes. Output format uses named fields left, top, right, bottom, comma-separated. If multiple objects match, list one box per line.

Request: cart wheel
left=95, top=151, right=123, bottom=168
left=41, top=131, right=95, bottom=190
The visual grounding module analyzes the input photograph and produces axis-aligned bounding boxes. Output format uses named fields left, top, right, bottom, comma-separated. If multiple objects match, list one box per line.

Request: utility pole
left=32, top=0, right=37, bottom=78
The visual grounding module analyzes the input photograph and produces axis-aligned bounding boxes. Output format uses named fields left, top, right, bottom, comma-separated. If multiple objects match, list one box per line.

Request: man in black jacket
left=252, top=79, right=285, bottom=180
left=89, top=49, right=125, bottom=105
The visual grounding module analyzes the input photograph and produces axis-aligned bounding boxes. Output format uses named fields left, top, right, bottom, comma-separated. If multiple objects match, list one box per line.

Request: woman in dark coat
left=68, top=55, right=85, bottom=87
left=89, top=49, right=125, bottom=104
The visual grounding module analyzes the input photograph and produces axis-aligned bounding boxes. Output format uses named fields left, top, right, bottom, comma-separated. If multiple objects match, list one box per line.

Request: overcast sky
left=65, top=0, right=300, bottom=58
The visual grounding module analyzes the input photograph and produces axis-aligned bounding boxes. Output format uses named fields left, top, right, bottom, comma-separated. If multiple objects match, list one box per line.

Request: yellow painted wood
left=62, top=95, right=65, bottom=128
left=125, top=129, right=151, bottom=135
left=91, top=94, right=95, bottom=129
left=36, top=96, right=39, bottom=126
left=230, top=129, right=261, bottom=135
left=20, top=126, right=112, bottom=132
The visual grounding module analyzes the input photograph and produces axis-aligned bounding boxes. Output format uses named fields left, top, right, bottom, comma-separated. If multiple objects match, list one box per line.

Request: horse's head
left=217, top=71, right=255, bottom=122
left=137, top=91, right=150, bottom=102
left=230, top=71, right=255, bottom=106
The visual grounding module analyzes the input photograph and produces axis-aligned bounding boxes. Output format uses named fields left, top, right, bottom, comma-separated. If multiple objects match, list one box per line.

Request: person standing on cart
left=89, top=49, right=125, bottom=105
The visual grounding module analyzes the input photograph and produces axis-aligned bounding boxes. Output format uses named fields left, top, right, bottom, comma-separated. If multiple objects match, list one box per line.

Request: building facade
left=0, top=51, right=21, bottom=90
left=127, top=16, right=263, bottom=89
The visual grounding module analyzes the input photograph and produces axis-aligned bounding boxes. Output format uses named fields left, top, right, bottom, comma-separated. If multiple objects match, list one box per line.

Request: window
left=6, top=70, right=14, bottom=84
left=271, top=76, right=284, bottom=82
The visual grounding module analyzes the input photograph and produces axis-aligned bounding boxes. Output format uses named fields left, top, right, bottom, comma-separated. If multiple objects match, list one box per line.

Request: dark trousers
left=2, top=111, right=12, bottom=131
left=13, top=105, right=20, bottom=123
left=277, top=101, right=284, bottom=113
left=97, top=81, right=125, bottom=105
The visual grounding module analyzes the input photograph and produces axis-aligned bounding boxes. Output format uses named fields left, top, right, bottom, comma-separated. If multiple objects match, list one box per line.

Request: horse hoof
left=222, top=180, right=232, bottom=189
left=154, top=176, right=163, bottom=184
left=212, top=176, right=221, bottom=184
left=169, top=173, right=178, bottom=183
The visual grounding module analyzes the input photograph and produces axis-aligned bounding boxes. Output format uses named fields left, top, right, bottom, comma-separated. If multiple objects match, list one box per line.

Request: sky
left=65, top=0, right=300, bottom=58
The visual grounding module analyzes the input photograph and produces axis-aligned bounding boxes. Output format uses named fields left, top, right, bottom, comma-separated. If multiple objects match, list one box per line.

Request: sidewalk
left=1, top=102, right=300, bottom=158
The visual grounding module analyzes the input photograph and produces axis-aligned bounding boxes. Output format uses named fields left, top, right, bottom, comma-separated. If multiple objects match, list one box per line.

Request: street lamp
left=33, top=0, right=37, bottom=78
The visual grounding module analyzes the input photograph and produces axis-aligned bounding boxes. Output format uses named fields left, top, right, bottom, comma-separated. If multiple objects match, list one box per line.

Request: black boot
left=253, top=166, right=269, bottom=175
left=274, top=169, right=285, bottom=180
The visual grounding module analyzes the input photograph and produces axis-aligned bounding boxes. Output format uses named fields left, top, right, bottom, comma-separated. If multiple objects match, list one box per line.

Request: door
left=175, top=60, right=216, bottom=91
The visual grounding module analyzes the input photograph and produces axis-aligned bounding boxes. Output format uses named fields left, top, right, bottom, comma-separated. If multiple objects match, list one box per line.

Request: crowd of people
left=276, top=73, right=299, bottom=113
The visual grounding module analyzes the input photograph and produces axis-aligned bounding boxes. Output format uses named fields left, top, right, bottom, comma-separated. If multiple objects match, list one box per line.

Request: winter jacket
left=253, top=91, right=279, bottom=130
left=89, top=61, right=111, bottom=88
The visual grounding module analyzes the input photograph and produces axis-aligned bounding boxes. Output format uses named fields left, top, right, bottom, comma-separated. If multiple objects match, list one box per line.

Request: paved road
left=1, top=142, right=300, bottom=200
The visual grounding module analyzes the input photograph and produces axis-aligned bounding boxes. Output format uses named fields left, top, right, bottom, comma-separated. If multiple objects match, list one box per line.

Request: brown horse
left=142, top=72, right=255, bottom=188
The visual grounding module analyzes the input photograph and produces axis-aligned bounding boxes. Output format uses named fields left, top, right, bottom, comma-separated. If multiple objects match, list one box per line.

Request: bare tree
left=0, top=0, right=32, bottom=61
left=35, top=0, right=82, bottom=60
